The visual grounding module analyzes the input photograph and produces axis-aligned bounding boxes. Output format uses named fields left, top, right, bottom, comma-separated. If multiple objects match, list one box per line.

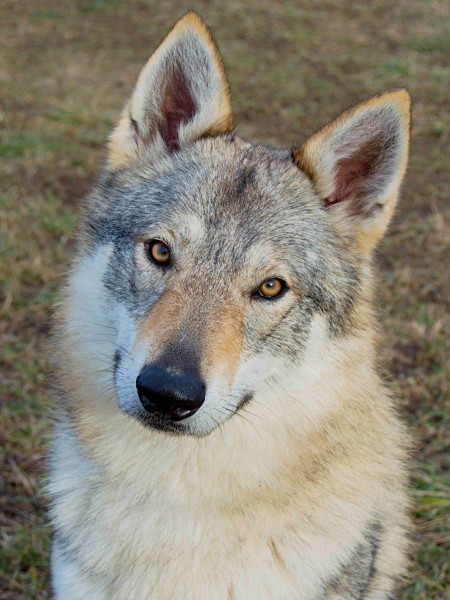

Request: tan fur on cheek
left=201, top=300, right=244, bottom=386
left=134, top=289, right=186, bottom=359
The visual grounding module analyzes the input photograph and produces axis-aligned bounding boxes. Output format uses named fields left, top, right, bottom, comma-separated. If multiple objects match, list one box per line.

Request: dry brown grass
left=0, top=1, right=448, bottom=598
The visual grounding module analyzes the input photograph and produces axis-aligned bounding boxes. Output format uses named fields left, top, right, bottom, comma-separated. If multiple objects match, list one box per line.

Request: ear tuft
left=294, top=90, right=411, bottom=253
left=108, top=12, right=233, bottom=168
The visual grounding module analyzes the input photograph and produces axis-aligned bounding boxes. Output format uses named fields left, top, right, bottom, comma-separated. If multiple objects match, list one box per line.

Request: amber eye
left=257, top=278, right=286, bottom=299
left=145, top=240, right=170, bottom=266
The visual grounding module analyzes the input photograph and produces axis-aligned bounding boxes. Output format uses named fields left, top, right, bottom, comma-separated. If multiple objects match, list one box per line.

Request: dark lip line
left=134, top=411, right=189, bottom=435
left=127, top=391, right=255, bottom=435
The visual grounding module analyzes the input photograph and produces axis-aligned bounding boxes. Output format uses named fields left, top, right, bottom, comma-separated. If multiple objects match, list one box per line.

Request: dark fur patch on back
left=322, top=521, right=382, bottom=599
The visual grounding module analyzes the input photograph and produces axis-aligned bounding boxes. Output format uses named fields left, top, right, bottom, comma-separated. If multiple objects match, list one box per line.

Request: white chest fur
left=49, top=418, right=381, bottom=600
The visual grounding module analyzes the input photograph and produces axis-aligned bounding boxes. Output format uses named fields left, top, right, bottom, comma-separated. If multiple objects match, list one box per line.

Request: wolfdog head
left=61, top=13, right=410, bottom=438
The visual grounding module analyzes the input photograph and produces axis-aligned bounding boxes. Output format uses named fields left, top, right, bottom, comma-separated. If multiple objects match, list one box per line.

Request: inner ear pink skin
left=160, top=67, right=197, bottom=153
left=324, top=137, right=385, bottom=210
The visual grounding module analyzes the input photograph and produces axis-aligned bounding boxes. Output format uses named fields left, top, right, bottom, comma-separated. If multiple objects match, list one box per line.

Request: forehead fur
left=86, top=135, right=328, bottom=255
left=83, top=135, right=362, bottom=318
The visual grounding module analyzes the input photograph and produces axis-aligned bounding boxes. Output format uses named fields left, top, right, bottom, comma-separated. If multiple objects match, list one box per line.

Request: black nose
left=136, top=365, right=206, bottom=421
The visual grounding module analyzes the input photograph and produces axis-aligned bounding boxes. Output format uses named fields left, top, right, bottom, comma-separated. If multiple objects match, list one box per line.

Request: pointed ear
left=108, top=12, right=233, bottom=168
left=293, top=90, right=411, bottom=254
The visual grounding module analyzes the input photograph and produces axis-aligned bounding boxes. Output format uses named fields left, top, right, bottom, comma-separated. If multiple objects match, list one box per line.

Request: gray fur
left=83, top=136, right=361, bottom=348
left=49, top=14, right=411, bottom=599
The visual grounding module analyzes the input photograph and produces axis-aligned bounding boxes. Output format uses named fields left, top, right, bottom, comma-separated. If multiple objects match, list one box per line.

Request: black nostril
left=136, top=365, right=205, bottom=421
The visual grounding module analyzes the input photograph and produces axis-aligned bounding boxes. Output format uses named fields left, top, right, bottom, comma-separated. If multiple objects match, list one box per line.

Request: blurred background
left=0, top=1, right=448, bottom=598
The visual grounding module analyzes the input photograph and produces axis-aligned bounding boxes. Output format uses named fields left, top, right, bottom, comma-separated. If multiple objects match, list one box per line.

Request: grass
left=0, top=1, right=448, bottom=598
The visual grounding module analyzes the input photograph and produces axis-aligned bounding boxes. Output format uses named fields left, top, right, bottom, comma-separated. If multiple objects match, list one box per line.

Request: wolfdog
left=49, top=12, right=411, bottom=599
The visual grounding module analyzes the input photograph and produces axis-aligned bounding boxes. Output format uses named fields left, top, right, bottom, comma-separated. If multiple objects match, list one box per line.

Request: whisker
left=91, top=340, right=132, bottom=358
left=77, top=320, right=116, bottom=331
